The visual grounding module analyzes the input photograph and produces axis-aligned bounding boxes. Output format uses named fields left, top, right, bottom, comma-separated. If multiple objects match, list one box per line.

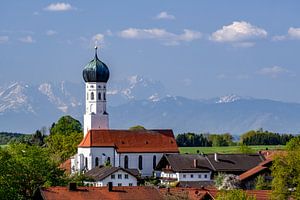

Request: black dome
left=82, top=48, right=110, bottom=83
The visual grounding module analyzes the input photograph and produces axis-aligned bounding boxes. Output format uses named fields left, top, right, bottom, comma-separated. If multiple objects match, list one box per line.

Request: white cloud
left=258, top=66, right=289, bottom=78
left=0, top=36, right=9, bottom=44
left=288, top=27, right=300, bottom=39
left=92, top=33, right=104, bottom=44
left=46, top=30, right=57, bottom=36
left=44, top=3, right=73, bottom=11
left=119, top=28, right=201, bottom=45
left=155, top=11, right=175, bottom=20
left=273, top=27, right=300, bottom=41
left=19, top=36, right=35, bottom=43
left=210, top=21, right=267, bottom=45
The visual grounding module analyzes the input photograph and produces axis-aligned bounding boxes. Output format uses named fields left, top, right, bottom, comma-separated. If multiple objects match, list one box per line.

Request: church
left=71, top=47, right=179, bottom=177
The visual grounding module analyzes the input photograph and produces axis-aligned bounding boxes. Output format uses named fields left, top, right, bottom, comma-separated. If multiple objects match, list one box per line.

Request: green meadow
left=179, top=145, right=284, bottom=154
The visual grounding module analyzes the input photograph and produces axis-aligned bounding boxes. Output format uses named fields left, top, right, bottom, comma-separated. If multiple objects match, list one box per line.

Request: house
left=155, top=154, right=214, bottom=187
left=155, top=153, right=265, bottom=187
left=83, top=166, right=139, bottom=187
left=239, top=158, right=273, bottom=190
left=70, top=47, right=179, bottom=177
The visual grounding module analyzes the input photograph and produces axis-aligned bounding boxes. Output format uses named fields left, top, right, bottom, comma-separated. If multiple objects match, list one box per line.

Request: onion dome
left=82, top=47, right=110, bottom=83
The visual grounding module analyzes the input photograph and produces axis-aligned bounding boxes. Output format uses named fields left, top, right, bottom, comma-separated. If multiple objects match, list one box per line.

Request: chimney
left=107, top=182, right=113, bottom=192
left=68, top=182, right=77, bottom=191
left=214, top=153, right=218, bottom=162
left=193, top=159, right=197, bottom=168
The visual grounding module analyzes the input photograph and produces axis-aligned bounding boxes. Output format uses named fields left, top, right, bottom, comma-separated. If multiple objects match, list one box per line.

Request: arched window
left=138, top=155, right=143, bottom=170
left=153, top=155, right=156, bottom=169
left=98, top=92, right=101, bottom=100
left=124, top=156, right=129, bottom=169
left=85, top=157, right=88, bottom=168
left=95, top=157, right=99, bottom=167
left=91, top=92, right=94, bottom=100
left=103, top=92, right=106, bottom=100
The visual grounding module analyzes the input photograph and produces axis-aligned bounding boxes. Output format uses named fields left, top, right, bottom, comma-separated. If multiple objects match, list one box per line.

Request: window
left=183, top=174, right=186, bottom=178
left=85, top=157, right=88, bottom=168
left=198, top=174, right=202, bottom=179
left=124, top=156, right=129, bottom=169
left=190, top=174, right=194, bottom=178
left=103, top=92, right=106, bottom=100
left=118, top=183, right=122, bottom=186
left=107, top=157, right=111, bottom=164
left=98, top=92, right=101, bottom=100
left=153, top=155, right=157, bottom=169
left=138, top=155, right=143, bottom=170
left=95, top=157, right=99, bottom=167
left=125, top=174, right=129, bottom=179
left=118, top=174, right=122, bottom=179
left=91, top=92, right=94, bottom=100
left=87, top=93, right=89, bottom=100
left=111, top=174, right=115, bottom=179
left=204, top=174, right=208, bottom=179
left=129, top=183, right=133, bottom=186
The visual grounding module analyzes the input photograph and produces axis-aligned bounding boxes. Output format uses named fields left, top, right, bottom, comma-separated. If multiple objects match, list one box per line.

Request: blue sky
left=1, top=1, right=300, bottom=102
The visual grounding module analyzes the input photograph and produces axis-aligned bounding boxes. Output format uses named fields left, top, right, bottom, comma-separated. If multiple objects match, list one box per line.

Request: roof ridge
left=205, top=156, right=216, bottom=171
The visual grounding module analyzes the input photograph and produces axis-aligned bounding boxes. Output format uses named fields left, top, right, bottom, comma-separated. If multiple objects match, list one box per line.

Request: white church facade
left=71, top=47, right=179, bottom=177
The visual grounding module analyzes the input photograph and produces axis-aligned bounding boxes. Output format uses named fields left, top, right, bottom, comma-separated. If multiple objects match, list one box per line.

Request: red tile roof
left=238, top=159, right=272, bottom=181
left=78, top=129, right=179, bottom=153
left=40, top=186, right=162, bottom=200
left=40, top=186, right=271, bottom=200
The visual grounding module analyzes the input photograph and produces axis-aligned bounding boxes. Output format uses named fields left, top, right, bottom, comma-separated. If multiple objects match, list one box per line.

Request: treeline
left=176, top=133, right=233, bottom=147
left=0, top=132, right=24, bottom=145
left=176, top=129, right=295, bottom=147
left=241, top=129, right=294, bottom=145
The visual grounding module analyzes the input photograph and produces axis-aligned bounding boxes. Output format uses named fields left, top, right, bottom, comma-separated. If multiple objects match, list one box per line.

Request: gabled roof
left=238, top=159, right=272, bottom=181
left=156, top=154, right=214, bottom=172
left=156, top=153, right=265, bottom=173
left=78, top=129, right=179, bottom=153
left=206, top=153, right=265, bottom=172
left=84, top=166, right=139, bottom=181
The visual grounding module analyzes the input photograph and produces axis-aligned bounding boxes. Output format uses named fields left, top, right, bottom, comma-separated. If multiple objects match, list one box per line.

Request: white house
left=155, top=154, right=213, bottom=186
left=84, top=166, right=139, bottom=187
left=70, top=47, right=179, bottom=177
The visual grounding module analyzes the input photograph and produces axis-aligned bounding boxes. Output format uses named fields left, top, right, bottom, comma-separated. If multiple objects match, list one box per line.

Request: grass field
left=179, top=145, right=285, bottom=154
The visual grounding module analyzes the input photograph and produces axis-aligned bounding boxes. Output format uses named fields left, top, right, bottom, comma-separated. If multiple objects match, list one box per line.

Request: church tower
left=82, top=46, right=110, bottom=136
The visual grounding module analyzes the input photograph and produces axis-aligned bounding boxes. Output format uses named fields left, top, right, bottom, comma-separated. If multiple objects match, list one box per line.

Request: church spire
left=94, top=45, right=98, bottom=59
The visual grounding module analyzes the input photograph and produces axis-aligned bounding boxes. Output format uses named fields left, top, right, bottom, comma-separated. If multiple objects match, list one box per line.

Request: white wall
left=118, top=153, right=163, bottom=177
left=160, top=171, right=212, bottom=182
left=76, top=147, right=115, bottom=171
left=84, top=169, right=137, bottom=187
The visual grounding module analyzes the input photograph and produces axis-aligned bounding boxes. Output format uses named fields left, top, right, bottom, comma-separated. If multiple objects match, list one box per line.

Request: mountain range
left=1, top=76, right=300, bottom=135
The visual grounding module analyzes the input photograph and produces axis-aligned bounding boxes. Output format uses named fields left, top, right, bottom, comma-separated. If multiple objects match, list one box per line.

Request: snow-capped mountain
left=216, top=94, right=242, bottom=104
left=1, top=77, right=300, bottom=135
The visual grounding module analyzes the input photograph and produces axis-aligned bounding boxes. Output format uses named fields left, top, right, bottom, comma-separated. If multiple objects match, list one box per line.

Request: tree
left=271, top=136, right=300, bottom=199
left=0, top=143, right=65, bottom=199
left=215, top=174, right=241, bottom=190
left=216, top=190, right=256, bottom=200
left=129, top=125, right=146, bottom=131
left=255, top=175, right=270, bottom=190
left=50, top=115, right=82, bottom=135
left=46, top=116, right=83, bottom=163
